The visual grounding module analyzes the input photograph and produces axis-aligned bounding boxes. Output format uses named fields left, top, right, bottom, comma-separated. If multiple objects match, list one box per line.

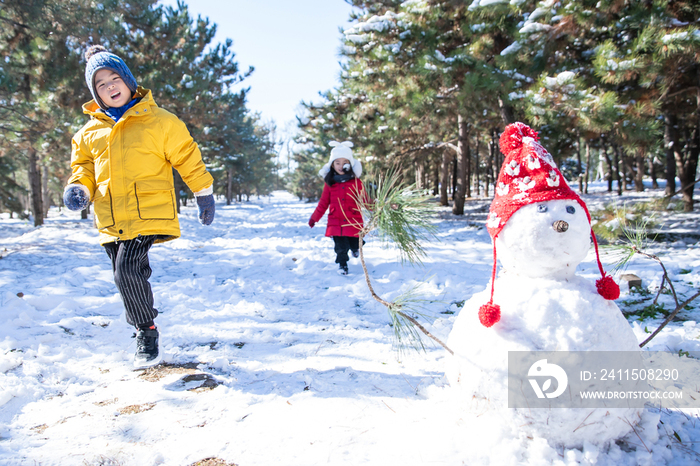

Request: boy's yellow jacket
left=68, top=86, right=213, bottom=245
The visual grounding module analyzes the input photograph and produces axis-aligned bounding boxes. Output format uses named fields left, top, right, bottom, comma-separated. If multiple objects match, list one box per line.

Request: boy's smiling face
left=94, top=69, right=131, bottom=108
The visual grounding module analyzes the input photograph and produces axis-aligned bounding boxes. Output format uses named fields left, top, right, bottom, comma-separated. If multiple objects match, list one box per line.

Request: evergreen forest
left=291, top=0, right=700, bottom=215
left=1, top=0, right=699, bottom=226
left=0, top=0, right=277, bottom=226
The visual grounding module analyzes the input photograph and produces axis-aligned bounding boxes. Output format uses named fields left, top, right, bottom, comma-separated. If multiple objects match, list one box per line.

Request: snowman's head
left=477, top=122, right=620, bottom=329
left=496, top=199, right=590, bottom=279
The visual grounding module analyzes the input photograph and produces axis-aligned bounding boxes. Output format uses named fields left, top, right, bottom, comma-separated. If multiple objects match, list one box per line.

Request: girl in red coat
left=309, top=141, right=366, bottom=275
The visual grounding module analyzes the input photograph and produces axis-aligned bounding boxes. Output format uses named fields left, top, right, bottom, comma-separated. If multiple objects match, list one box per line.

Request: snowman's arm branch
left=632, top=246, right=680, bottom=308
left=639, top=289, right=700, bottom=348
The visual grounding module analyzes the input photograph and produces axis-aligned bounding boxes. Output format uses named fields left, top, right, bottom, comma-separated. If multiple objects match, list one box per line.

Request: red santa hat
left=479, top=122, right=619, bottom=328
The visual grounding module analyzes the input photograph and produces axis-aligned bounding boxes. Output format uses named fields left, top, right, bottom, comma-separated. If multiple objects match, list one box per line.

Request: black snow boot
left=134, top=327, right=161, bottom=368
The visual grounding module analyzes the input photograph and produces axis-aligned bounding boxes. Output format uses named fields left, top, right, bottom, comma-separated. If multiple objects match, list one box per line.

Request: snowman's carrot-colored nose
left=553, top=220, right=569, bottom=232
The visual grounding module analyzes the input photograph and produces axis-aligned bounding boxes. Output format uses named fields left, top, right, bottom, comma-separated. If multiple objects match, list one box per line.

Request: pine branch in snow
left=348, top=169, right=452, bottom=355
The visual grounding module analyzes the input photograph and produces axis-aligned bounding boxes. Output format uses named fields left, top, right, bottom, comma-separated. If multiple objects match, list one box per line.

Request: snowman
left=445, top=122, right=644, bottom=448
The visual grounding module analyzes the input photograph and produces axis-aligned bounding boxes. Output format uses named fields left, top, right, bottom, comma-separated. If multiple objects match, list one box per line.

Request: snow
left=661, top=32, right=690, bottom=44
left=470, top=0, right=509, bottom=9
left=1, top=186, right=700, bottom=465
left=343, top=12, right=399, bottom=37
left=344, top=34, right=369, bottom=45
left=384, top=42, right=401, bottom=54
left=519, top=22, right=552, bottom=35
left=500, top=41, right=522, bottom=56
left=401, top=0, right=430, bottom=14
left=555, top=70, right=576, bottom=84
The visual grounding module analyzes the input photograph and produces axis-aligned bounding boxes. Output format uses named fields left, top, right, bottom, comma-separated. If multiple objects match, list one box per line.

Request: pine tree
left=1, top=0, right=278, bottom=220
left=590, top=0, right=700, bottom=209
left=0, top=0, right=90, bottom=224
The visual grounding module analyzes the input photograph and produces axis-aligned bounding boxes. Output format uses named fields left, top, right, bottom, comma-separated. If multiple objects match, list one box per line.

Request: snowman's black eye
left=566, top=206, right=576, bottom=214
left=537, top=204, right=547, bottom=213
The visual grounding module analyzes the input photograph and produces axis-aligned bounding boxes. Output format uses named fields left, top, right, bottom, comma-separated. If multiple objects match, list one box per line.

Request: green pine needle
left=354, top=169, right=438, bottom=264
left=386, top=279, right=441, bottom=354
left=611, top=206, right=654, bottom=273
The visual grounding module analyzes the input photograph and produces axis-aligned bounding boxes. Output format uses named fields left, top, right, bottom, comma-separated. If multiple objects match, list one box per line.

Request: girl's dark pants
left=333, top=236, right=360, bottom=266
left=104, top=235, right=159, bottom=328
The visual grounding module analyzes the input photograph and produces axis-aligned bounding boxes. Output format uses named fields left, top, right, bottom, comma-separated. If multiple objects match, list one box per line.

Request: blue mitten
left=63, top=184, right=90, bottom=211
left=196, top=194, right=215, bottom=225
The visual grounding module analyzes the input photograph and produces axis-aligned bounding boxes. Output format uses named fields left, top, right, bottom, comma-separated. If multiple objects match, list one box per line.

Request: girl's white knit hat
left=318, top=141, right=363, bottom=178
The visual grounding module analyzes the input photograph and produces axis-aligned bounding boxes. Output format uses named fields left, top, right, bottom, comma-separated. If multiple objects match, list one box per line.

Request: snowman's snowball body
left=445, top=200, right=643, bottom=448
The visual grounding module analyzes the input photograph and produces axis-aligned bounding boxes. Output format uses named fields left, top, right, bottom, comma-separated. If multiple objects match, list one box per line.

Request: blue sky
left=159, top=0, right=355, bottom=135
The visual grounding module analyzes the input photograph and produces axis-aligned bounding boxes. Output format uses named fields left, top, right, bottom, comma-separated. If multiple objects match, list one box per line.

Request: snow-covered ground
left=1, top=183, right=699, bottom=466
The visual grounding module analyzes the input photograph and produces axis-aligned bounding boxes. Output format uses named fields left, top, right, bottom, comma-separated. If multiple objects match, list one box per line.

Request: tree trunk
left=227, top=169, right=234, bottom=205
left=465, top=133, right=472, bottom=198
left=664, top=113, right=678, bottom=196
left=432, top=155, right=439, bottom=196
left=439, top=150, right=450, bottom=206
left=497, top=96, right=515, bottom=125
left=676, top=119, right=699, bottom=212
left=451, top=154, right=457, bottom=200
left=649, top=156, right=658, bottom=189
left=613, top=143, right=623, bottom=196
left=27, top=146, right=44, bottom=227
left=493, top=128, right=502, bottom=181
left=452, top=115, right=469, bottom=215
left=601, top=143, right=613, bottom=192
left=42, top=164, right=50, bottom=218
left=622, top=149, right=634, bottom=191
left=634, top=149, right=645, bottom=192
left=474, top=136, right=480, bottom=196
left=415, top=156, right=424, bottom=190
left=486, top=129, right=498, bottom=197
left=423, top=157, right=429, bottom=189
left=584, top=140, right=591, bottom=194
left=577, top=136, right=584, bottom=192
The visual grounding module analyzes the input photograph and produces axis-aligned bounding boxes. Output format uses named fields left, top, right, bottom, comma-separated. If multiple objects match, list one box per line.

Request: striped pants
left=104, top=235, right=159, bottom=328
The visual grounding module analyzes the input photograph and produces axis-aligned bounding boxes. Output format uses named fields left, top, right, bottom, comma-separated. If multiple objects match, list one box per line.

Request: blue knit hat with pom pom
left=84, top=45, right=138, bottom=109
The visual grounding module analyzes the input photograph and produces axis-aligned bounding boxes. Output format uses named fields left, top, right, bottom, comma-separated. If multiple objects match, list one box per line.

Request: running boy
left=63, top=45, right=216, bottom=368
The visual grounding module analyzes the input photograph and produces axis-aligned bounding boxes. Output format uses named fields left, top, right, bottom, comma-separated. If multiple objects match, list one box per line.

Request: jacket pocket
left=135, top=180, right=176, bottom=220
left=93, top=183, right=115, bottom=229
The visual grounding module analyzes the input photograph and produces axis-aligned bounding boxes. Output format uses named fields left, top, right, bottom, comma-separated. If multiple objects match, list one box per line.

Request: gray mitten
left=196, top=194, right=215, bottom=225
